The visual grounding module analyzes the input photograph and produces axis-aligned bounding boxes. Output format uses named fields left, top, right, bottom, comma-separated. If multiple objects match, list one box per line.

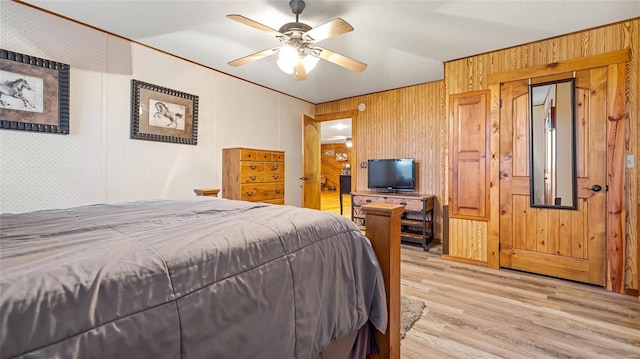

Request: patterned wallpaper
left=0, top=1, right=314, bottom=213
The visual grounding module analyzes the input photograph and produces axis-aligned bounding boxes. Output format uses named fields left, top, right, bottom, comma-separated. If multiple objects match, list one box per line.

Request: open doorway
left=320, top=118, right=352, bottom=216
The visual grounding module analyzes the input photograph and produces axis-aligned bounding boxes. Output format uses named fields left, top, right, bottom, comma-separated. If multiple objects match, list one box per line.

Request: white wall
left=0, top=1, right=314, bottom=213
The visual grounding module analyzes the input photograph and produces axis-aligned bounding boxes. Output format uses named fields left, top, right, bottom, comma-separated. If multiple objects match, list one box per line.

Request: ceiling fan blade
left=314, top=47, right=367, bottom=72
left=228, top=47, right=280, bottom=67
left=226, top=14, right=284, bottom=38
left=302, top=18, right=353, bottom=42
left=293, top=61, right=308, bottom=81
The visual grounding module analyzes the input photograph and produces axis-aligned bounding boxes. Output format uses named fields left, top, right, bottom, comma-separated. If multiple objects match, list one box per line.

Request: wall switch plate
left=626, top=155, right=635, bottom=168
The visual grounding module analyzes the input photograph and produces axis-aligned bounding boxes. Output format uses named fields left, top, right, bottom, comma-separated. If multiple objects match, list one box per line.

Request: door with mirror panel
left=499, top=68, right=607, bottom=285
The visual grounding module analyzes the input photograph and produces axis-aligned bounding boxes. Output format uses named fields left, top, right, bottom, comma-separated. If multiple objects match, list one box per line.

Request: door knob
left=590, top=184, right=602, bottom=192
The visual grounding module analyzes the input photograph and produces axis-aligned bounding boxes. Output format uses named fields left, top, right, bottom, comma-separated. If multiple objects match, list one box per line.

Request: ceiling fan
left=227, top=0, right=367, bottom=81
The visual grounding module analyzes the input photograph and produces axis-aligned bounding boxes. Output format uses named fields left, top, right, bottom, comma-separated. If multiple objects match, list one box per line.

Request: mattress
left=0, top=197, right=387, bottom=358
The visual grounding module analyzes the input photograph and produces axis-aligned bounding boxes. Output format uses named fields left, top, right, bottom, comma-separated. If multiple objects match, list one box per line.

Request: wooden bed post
left=362, top=203, right=404, bottom=359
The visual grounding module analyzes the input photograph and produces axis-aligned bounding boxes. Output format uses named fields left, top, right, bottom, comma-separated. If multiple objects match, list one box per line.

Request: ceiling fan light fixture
left=277, top=45, right=298, bottom=74
left=277, top=59, right=294, bottom=74
left=227, top=1, right=367, bottom=80
left=303, top=53, right=320, bottom=72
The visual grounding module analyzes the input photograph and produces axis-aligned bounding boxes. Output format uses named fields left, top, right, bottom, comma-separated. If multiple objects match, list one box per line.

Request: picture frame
left=336, top=153, right=348, bottom=161
left=324, top=149, right=335, bottom=156
left=131, top=79, right=198, bottom=145
left=0, top=49, right=70, bottom=134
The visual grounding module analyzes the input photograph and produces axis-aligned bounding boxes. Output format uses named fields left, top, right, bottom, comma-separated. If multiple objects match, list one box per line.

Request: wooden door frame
left=487, top=49, right=629, bottom=293
left=315, top=110, right=359, bottom=206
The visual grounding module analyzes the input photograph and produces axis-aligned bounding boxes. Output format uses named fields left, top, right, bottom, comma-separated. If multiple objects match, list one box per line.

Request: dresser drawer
left=270, top=152, right=285, bottom=162
left=265, top=162, right=284, bottom=172
left=240, top=149, right=259, bottom=161
left=352, top=195, right=385, bottom=206
left=240, top=172, right=264, bottom=183
left=264, top=163, right=284, bottom=182
left=260, top=198, right=285, bottom=205
left=263, top=172, right=284, bottom=182
left=385, top=197, right=424, bottom=211
left=240, top=162, right=265, bottom=183
left=255, top=151, right=272, bottom=161
left=240, top=183, right=284, bottom=202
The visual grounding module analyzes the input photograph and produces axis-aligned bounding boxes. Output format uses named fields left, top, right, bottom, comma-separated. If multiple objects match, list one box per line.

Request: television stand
left=351, top=191, right=435, bottom=250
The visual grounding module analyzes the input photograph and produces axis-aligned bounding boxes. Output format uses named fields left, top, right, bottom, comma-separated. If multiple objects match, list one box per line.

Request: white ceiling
left=19, top=1, right=640, bottom=104
left=321, top=118, right=351, bottom=143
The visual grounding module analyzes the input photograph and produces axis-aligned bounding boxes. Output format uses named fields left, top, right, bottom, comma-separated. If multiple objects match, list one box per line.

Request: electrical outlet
left=360, top=161, right=367, bottom=168
left=626, top=155, right=635, bottom=168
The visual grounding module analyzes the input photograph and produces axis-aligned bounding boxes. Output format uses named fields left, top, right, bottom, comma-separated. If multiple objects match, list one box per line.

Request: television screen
left=367, top=158, right=416, bottom=191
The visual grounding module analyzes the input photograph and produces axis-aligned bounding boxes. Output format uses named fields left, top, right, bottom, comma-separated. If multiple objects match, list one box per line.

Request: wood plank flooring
left=321, top=191, right=640, bottom=358
left=320, top=190, right=351, bottom=217
left=399, top=246, right=640, bottom=359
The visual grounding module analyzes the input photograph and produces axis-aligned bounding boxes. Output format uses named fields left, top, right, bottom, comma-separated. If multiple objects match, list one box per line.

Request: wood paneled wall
left=320, top=143, right=351, bottom=190
left=316, top=18, right=638, bottom=292
left=444, top=19, right=639, bottom=290
left=316, top=83, right=446, bottom=240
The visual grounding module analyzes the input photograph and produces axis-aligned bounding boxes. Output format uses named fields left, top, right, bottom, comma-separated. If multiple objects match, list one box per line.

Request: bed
left=0, top=197, right=396, bottom=359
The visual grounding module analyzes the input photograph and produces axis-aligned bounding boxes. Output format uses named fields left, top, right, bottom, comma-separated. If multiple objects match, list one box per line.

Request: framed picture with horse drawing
left=0, top=49, right=70, bottom=134
left=130, top=80, right=198, bottom=145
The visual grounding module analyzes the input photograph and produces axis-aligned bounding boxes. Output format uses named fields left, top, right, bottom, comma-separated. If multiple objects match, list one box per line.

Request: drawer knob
left=400, top=202, right=407, bottom=205
left=275, top=189, right=282, bottom=194
left=250, top=165, right=257, bottom=170
left=272, top=175, right=279, bottom=180
left=272, top=165, right=279, bottom=170
left=250, top=176, right=256, bottom=181
left=245, top=191, right=254, bottom=196
left=366, top=199, right=372, bottom=203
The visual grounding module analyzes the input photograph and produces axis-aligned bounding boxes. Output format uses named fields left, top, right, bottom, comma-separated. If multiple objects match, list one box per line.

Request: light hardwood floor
left=319, top=192, right=640, bottom=358
left=400, top=247, right=640, bottom=359
left=320, top=189, right=351, bottom=217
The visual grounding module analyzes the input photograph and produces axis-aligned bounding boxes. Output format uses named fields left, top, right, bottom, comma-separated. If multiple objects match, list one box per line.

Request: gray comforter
left=0, top=198, right=387, bottom=358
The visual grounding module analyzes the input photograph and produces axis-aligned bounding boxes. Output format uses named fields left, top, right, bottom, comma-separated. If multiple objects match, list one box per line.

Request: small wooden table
left=193, top=188, right=220, bottom=197
left=339, top=175, right=351, bottom=215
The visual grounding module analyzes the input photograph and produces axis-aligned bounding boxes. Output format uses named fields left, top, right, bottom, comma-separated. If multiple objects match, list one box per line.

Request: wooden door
left=499, top=68, right=607, bottom=285
left=449, top=90, right=491, bottom=220
left=302, top=114, right=321, bottom=209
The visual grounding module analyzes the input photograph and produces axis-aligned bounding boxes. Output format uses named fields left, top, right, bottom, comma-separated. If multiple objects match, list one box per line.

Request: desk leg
left=340, top=194, right=343, bottom=215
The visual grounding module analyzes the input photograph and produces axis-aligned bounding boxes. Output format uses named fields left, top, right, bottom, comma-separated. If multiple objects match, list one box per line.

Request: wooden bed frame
left=362, top=203, right=403, bottom=359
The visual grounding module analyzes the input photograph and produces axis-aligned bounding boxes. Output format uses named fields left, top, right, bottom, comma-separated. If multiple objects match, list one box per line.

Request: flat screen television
left=367, top=158, right=416, bottom=192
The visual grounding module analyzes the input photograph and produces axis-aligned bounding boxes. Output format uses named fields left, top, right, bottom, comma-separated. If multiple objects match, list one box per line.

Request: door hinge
left=499, top=99, right=503, bottom=108
left=606, top=185, right=609, bottom=192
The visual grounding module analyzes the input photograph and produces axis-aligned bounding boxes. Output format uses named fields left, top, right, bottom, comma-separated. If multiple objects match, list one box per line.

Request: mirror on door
left=529, top=78, right=577, bottom=209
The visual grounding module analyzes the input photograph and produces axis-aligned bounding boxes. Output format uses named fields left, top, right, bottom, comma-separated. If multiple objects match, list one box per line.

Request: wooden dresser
left=222, top=147, right=285, bottom=204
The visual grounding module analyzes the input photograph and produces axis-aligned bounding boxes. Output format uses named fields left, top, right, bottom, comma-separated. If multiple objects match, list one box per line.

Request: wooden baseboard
left=441, top=254, right=488, bottom=267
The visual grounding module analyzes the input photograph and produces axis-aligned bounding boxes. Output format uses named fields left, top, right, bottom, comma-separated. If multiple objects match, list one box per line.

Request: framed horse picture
left=130, top=80, right=198, bottom=145
left=0, top=49, right=70, bottom=134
